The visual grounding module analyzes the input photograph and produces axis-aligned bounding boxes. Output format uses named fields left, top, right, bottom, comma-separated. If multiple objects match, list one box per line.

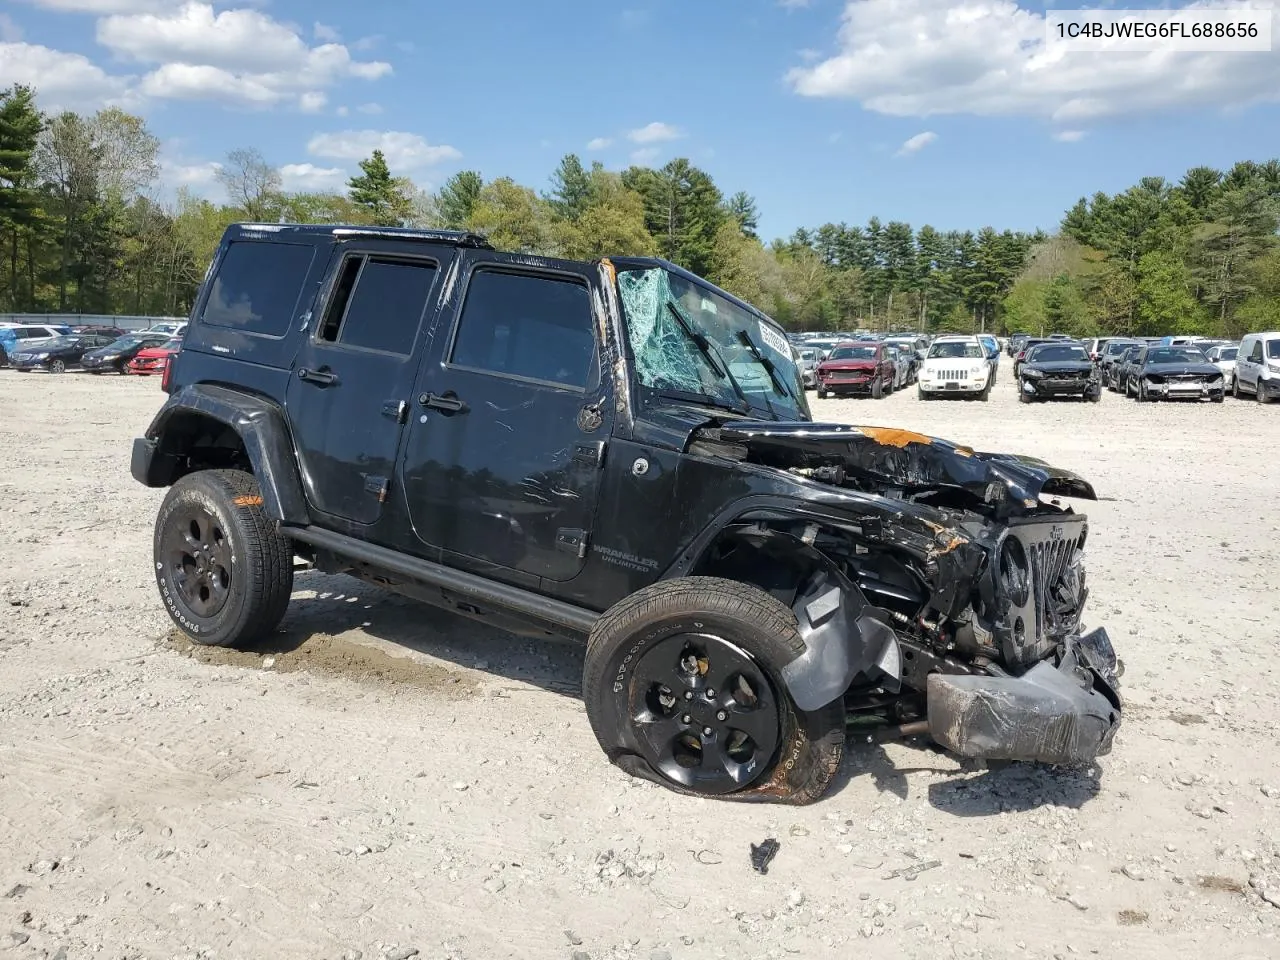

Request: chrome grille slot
left=1000, top=517, right=1087, bottom=666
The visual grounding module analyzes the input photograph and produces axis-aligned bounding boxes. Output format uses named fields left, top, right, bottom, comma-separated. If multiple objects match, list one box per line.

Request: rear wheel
left=583, top=577, right=844, bottom=804
left=153, top=469, right=294, bottom=648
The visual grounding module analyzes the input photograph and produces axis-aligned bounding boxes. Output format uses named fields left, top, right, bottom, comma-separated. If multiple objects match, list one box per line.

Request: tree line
left=1, top=85, right=1276, bottom=337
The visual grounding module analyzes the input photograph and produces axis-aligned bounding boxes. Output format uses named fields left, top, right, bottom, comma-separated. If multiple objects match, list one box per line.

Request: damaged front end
left=688, top=420, right=1122, bottom=767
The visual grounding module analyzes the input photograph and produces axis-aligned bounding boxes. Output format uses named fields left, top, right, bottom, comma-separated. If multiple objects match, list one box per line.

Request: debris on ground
left=750, top=838, right=780, bottom=875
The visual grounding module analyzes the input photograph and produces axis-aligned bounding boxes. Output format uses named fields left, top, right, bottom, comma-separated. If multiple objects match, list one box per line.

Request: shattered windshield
left=616, top=266, right=807, bottom=420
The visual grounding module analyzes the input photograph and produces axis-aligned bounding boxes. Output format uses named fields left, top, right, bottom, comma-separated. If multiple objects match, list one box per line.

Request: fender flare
left=681, top=519, right=904, bottom=713
left=134, top=383, right=309, bottom=524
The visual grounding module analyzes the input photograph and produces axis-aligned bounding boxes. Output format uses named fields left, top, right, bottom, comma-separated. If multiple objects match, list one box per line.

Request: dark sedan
left=9, top=334, right=117, bottom=373
left=1111, top=344, right=1146, bottom=393
left=1012, top=337, right=1051, bottom=376
left=1127, top=345, right=1224, bottom=402
left=81, top=332, right=171, bottom=374
left=1017, top=342, right=1101, bottom=403
left=1099, top=338, right=1140, bottom=389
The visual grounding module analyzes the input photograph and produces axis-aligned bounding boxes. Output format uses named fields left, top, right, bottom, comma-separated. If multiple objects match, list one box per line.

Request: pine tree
left=347, top=149, right=410, bottom=226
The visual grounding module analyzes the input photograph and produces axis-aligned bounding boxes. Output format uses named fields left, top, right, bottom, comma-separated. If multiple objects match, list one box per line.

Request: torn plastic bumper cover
left=926, top=627, right=1121, bottom=765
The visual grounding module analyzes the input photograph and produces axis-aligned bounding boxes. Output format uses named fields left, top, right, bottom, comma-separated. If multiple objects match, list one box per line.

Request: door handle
left=418, top=391, right=468, bottom=414
left=298, top=367, right=338, bottom=386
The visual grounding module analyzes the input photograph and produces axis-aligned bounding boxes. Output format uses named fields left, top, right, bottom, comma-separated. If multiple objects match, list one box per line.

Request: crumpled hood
left=1023, top=360, right=1094, bottom=374
left=819, top=359, right=878, bottom=371
left=706, top=420, right=1097, bottom=511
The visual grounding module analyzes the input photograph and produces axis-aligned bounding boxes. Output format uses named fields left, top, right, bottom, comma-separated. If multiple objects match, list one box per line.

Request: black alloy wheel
left=625, top=632, right=781, bottom=794
left=161, top=503, right=233, bottom=619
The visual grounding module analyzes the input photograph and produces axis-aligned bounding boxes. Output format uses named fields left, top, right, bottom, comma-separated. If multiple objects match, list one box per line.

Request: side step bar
left=283, top=524, right=600, bottom=636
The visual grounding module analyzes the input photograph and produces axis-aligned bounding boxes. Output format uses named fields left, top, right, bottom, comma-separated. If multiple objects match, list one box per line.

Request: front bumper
left=926, top=628, right=1121, bottom=765
left=1021, top=377, right=1099, bottom=397
left=819, top=377, right=875, bottom=393
left=920, top=378, right=985, bottom=393
left=1143, top=379, right=1224, bottom=400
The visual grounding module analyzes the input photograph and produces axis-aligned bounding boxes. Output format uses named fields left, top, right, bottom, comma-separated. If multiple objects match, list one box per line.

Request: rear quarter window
left=201, top=241, right=317, bottom=338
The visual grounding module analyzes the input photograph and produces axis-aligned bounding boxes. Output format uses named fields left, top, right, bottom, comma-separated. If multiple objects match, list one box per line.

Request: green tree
left=347, top=149, right=412, bottom=226
left=725, top=191, right=759, bottom=239
left=0, top=85, right=44, bottom=310
left=466, top=177, right=552, bottom=253
left=1135, top=250, right=1206, bottom=335
left=546, top=154, right=591, bottom=222
left=1189, top=185, right=1279, bottom=327
left=622, top=158, right=724, bottom=276
left=215, top=147, right=281, bottom=221
left=437, top=170, right=483, bottom=229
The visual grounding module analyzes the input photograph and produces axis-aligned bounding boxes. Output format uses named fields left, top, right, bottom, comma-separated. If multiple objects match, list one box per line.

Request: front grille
left=827, top=371, right=869, bottom=381
left=935, top=368, right=971, bottom=380
left=1045, top=371, right=1087, bottom=381
left=999, top=517, right=1087, bottom=666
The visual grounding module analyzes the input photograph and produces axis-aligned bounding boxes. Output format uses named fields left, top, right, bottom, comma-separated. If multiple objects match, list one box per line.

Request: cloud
left=353, top=35, right=381, bottom=52
left=335, top=105, right=349, bottom=117
left=299, top=91, right=327, bottom=113
left=0, top=13, right=22, bottom=41
left=307, top=129, right=461, bottom=170
left=895, top=130, right=937, bottom=156
left=1053, top=129, right=1086, bottom=142
left=280, top=162, right=346, bottom=192
left=630, top=146, right=661, bottom=165
left=586, top=137, right=612, bottom=150
left=96, top=2, right=391, bottom=106
left=356, top=102, right=383, bottom=115
left=786, top=0, right=1280, bottom=128
left=313, top=22, right=340, bottom=43
left=0, top=41, right=131, bottom=111
left=163, top=159, right=221, bottom=186
left=778, top=0, right=813, bottom=8
left=627, top=121, right=682, bottom=144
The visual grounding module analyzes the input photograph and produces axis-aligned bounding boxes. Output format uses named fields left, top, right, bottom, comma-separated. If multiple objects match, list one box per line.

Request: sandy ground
left=1, top=365, right=1278, bottom=960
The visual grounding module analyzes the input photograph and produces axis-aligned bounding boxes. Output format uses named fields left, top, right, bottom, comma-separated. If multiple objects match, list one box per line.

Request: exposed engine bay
left=687, top=419, right=1123, bottom=765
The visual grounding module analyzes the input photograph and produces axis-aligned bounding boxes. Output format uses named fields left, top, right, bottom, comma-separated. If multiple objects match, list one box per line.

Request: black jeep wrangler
left=132, top=224, right=1121, bottom=804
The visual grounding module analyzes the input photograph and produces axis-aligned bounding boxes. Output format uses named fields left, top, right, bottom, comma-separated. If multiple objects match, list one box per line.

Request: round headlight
left=998, top=536, right=1030, bottom=606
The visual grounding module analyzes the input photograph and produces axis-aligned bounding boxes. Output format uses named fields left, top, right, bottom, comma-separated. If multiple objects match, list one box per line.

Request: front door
left=400, top=254, right=610, bottom=583
left=286, top=242, right=451, bottom=525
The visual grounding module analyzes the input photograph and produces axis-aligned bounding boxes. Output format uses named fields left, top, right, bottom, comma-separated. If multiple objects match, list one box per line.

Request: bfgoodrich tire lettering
left=582, top=577, right=845, bottom=804
left=153, top=469, right=294, bottom=647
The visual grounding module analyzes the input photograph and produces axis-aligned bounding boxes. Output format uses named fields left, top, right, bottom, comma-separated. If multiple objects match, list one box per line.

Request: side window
left=317, top=256, right=437, bottom=355
left=449, top=269, right=596, bottom=389
left=1249, top=341, right=1263, bottom=362
left=201, top=240, right=316, bottom=338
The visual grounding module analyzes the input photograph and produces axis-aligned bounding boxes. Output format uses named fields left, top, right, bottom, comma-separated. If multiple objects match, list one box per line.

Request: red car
left=128, top=336, right=182, bottom=378
left=815, top=341, right=896, bottom=399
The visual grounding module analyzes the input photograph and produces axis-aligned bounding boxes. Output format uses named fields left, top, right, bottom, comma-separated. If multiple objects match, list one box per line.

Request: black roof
left=229, top=222, right=494, bottom=249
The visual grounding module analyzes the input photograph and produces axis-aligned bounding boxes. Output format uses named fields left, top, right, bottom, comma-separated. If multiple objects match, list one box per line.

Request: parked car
left=1203, top=342, right=1239, bottom=390
left=82, top=332, right=172, bottom=374
left=130, top=222, right=1120, bottom=803
left=1111, top=344, right=1146, bottom=394
left=1082, top=337, right=1114, bottom=363
left=1234, top=331, right=1280, bottom=403
left=70, top=324, right=128, bottom=338
left=884, top=344, right=912, bottom=389
left=0, top=322, right=72, bottom=366
left=1017, top=341, right=1101, bottom=403
left=917, top=335, right=993, bottom=401
left=795, top=347, right=820, bottom=389
left=144, top=321, right=188, bottom=337
left=128, top=336, right=184, bottom=377
left=815, top=341, right=895, bottom=398
left=1126, top=345, right=1225, bottom=402
left=1012, top=337, right=1051, bottom=377
left=805, top=337, right=840, bottom=361
left=884, top=335, right=925, bottom=371
left=1007, top=333, right=1029, bottom=358
left=977, top=333, right=1001, bottom=377
left=1099, top=339, right=1140, bottom=389
left=8, top=333, right=118, bottom=373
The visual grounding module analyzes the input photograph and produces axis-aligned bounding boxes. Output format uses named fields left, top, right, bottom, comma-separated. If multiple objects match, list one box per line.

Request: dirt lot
left=2, top=366, right=1278, bottom=960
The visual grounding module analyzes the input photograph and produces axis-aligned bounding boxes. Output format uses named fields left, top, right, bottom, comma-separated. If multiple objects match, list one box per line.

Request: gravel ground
left=1, top=366, right=1278, bottom=960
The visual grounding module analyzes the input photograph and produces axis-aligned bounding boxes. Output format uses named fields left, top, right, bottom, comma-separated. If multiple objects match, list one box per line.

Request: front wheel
left=1258, top=380, right=1270, bottom=404
left=153, top=469, right=294, bottom=648
left=48, top=359, right=66, bottom=374
left=582, top=577, right=845, bottom=804
left=871, top=379, right=883, bottom=399
left=816, top=387, right=828, bottom=399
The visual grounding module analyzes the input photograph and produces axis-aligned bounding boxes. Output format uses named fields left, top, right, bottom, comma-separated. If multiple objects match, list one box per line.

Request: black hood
left=701, top=420, right=1097, bottom=513
left=1023, top=360, right=1094, bottom=374
left=1143, top=361, right=1220, bottom=377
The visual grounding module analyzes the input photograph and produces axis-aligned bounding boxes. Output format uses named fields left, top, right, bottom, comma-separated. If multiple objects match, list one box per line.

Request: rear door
left=1240, top=337, right=1262, bottom=391
left=400, top=253, right=610, bottom=584
left=285, top=241, right=451, bottom=526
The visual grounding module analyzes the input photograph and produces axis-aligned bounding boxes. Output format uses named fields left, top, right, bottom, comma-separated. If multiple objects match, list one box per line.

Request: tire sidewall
left=154, top=476, right=251, bottom=645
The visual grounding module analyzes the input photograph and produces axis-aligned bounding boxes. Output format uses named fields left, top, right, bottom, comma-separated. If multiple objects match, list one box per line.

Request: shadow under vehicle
left=130, top=223, right=1122, bottom=804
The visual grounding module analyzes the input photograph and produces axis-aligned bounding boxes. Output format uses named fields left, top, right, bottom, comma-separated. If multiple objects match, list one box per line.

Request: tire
left=582, top=577, right=845, bottom=805
left=871, top=379, right=883, bottom=399
left=49, top=359, right=66, bottom=374
left=918, top=386, right=933, bottom=401
left=153, top=469, right=294, bottom=648
left=1233, top=377, right=1242, bottom=399
left=816, top=387, right=828, bottom=399
left=1258, top=380, right=1270, bottom=404
left=978, top=382, right=991, bottom=401
left=118, top=363, right=131, bottom=375
left=1087, top=390, right=1101, bottom=403
left=1018, top=388, right=1032, bottom=403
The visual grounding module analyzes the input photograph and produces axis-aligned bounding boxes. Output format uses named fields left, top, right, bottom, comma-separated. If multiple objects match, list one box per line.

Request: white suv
left=918, top=335, right=993, bottom=401
left=1235, top=331, right=1280, bottom=403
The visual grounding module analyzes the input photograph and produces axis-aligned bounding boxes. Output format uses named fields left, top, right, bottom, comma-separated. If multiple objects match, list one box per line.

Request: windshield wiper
left=665, top=301, right=751, bottom=414
left=653, top=389, right=753, bottom=416
left=735, top=328, right=794, bottom=403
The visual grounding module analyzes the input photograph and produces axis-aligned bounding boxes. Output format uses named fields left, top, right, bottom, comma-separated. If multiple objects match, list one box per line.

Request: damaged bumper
left=926, top=628, right=1121, bottom=765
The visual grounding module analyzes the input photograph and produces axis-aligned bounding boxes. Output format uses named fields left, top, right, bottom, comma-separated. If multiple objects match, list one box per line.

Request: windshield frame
left=1145, top=347, right=1208, bottom=365
left=1027, top=344, right=1089, bottom=363
left=614, top=262, right=810, bottom=422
